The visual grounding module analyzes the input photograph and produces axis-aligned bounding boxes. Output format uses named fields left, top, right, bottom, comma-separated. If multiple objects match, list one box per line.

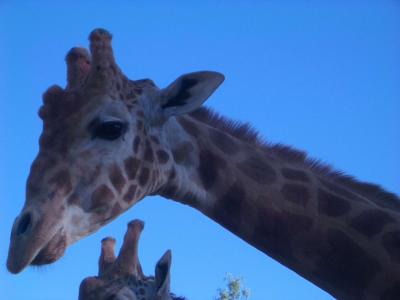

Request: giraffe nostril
left=16, top=213, right=32, bottom=236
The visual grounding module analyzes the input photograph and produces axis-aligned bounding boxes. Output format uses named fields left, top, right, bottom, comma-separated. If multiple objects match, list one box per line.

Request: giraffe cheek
left=85, top=185, right=115, bottom=215
left=48, top=169, right=73, bottom=196
left=109, top=163, right=127, bottom=194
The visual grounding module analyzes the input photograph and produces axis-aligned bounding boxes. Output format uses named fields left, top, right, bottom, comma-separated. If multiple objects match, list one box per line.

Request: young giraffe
left=79, top=219, right=184, bottom=300
left=7, top=28, right=400, bottom=299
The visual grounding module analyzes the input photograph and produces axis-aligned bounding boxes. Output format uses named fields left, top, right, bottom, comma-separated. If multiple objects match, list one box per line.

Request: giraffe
left=79, top=219, right=184, bottom=300
left=7, top=28, right=400, bottom=299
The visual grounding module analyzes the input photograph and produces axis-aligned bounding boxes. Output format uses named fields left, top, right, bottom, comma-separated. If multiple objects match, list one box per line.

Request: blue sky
left=1, top=1, right=399, bottom=299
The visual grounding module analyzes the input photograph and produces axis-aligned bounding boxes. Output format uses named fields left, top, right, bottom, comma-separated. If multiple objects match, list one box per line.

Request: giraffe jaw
left=30, top=228, right=67, bottom=267
left=7, top=228, right=67, bottom=274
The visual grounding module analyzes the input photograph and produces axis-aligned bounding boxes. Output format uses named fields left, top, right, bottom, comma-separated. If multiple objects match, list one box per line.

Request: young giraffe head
left=79, top=219, right=183, bottom=300
left=7, top=28, right=224, bottom=273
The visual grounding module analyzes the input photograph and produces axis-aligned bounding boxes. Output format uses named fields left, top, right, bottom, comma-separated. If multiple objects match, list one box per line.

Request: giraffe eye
left=92, top=121, right=127, bottom=140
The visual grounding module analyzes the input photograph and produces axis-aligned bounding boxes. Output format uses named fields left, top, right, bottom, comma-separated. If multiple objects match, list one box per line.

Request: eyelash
left=90, top=120, right=127, bottom=141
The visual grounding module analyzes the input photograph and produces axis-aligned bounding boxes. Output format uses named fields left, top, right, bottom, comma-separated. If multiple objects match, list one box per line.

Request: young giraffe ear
left=160, top=71, right=224, bottom=117
left=155, top=249, right=172, bottom=297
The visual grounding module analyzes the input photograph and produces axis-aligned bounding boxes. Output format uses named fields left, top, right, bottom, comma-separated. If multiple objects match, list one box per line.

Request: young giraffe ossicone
left=79, top=219, right=184, bottom=300
left=7, top=28, right=400, bottom=299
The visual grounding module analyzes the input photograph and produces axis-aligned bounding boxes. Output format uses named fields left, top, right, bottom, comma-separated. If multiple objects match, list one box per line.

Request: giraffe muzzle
left=7, top=210, right=66, bottom=274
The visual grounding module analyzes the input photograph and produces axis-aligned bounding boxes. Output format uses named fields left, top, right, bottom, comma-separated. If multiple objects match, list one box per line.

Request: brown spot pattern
left=150, top=135, right=160, bottom=145
left=198, top=150, right=226, bottom=189
left=313, top=229, right=381, bottom=298
left=137, top=110, right=144, bottom=118
left=67, top=192, right=80, bottom=206
left=237, top=156, right=277, bottom=184
left=138, top=168, right=150, bottom=186
left=253, top=204, right=313, bottom=263
left=89, top=185, right=114, bottom=213
left=137, top=120, right=144, bottom=131
left=209, top=128, right=239, bottom=155
left=177, top=117, right=199, bottom=137
left=124, top=157, right=140, bottom=180
left=350, top=209, right=394, bottom=238
left=382, top=230, right=400, bottom=263
left=318, top=189, right=351, bottom=217
left=168, top=168, right=176, bottom=180
left=111, top=202, right=123, bottom=217
left=160, top=184, right=178, bottom=199
left=281, top=168, right=309, bottom=182
left=172, top=142, right=193, bottom=165
left=156, top=150, right=170, bottom=164
left=109, top=164, right=126, bottom=194
left=281, top=183, right=309, bottom=207
left=143, top=140, right=154, bottom=162
left=48, top=169, right=72, bottom=195
left=213, top=183, right=246, bottom=234
left=133, top=136, right=141, bottom=154
left=123, top=185, right=137, bottom=203
left=89, top=165, right=102, bottom=183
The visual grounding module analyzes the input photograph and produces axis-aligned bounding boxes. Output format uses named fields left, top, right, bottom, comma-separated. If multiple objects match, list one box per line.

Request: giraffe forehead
left=39, top=88, right=89, bottom=125
left=39, top=97, right=99, bottom=151
left=39, top=77, right=155, bottom=130
left=38, top=96, right=138, bottom=154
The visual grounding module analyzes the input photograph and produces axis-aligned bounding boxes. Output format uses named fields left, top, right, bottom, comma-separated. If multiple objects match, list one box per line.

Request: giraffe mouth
left=7, top=228, right=68, bottom=274
left=30, top=229, right=67, bottom=266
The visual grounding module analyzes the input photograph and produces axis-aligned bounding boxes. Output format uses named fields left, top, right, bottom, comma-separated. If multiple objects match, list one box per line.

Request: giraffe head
left=7, top=28, right=224, bottom=274
left=79, top=219, right=181, bottom=300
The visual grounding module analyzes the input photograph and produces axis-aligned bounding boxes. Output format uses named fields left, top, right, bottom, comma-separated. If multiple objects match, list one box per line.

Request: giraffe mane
left=189, top=106, right=400, bottom=212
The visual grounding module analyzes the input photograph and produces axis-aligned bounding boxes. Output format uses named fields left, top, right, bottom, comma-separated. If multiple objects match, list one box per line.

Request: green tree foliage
left=215, top=274, right=250, bottom=300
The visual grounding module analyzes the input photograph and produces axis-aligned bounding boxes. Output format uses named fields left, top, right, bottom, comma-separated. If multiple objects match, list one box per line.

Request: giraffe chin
left=30, top=230, right=67, bottom=267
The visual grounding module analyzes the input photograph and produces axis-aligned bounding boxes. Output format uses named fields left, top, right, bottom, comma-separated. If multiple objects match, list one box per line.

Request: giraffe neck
left=155, top=108, right=400, bottom=299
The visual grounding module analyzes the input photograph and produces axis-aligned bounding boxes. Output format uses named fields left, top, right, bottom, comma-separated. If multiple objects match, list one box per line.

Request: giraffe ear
left=159, top=71, right=224, bottom=117
left=155, top=250, right=172, bottom=297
